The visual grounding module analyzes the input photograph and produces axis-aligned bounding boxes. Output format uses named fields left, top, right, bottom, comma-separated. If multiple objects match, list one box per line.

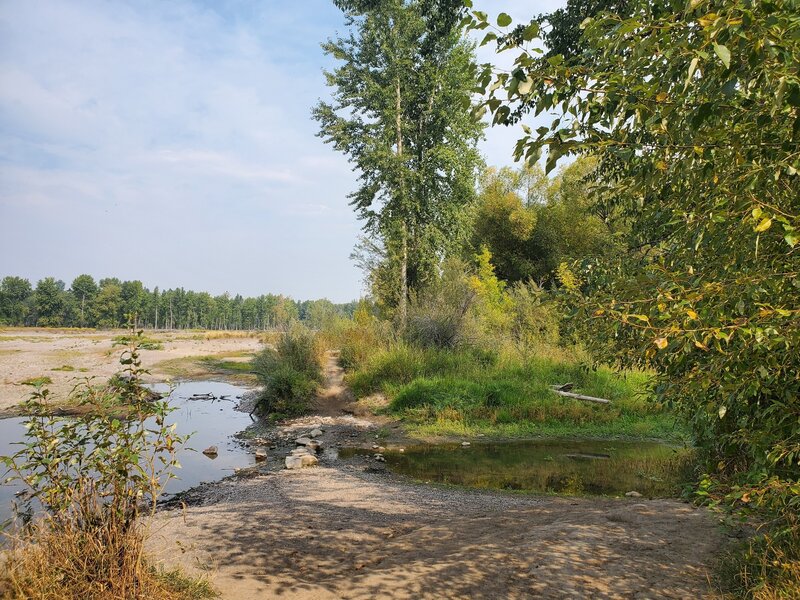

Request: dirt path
left=149, top=352, right=725, bottom=599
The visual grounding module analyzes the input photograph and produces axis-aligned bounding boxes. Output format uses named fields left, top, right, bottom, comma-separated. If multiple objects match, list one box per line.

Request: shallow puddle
left=0, top=381, right=256, bottom=526
left=342, top=439, right=693, bottom=497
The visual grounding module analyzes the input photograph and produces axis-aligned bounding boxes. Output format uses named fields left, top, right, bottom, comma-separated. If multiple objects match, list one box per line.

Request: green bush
left=253, top=325, right=323, bottom=417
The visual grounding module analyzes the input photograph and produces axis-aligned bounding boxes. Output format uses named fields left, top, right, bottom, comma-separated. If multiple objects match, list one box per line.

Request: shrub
left=405, top=259, right=477, bottom=349
left=253, top=325, right=324, bottom=417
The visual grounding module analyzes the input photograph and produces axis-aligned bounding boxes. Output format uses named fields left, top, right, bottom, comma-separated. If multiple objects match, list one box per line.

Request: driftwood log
left=549, top=385, right=611, bottom=405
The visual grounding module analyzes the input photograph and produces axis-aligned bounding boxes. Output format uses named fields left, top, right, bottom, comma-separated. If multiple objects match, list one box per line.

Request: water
left=0, top=381, right=256, bottom=526
left=341, top=439, right=692, bottom=497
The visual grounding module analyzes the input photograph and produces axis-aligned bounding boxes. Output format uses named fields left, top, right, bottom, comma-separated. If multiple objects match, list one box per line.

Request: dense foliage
left=0, top=274, right=356, bottom=330
left=470, top=158, right=625, bottom=286
left=470, top=0, right=799, bottom=594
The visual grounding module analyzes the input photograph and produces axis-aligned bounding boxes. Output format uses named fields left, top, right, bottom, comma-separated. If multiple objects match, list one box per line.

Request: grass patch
left=348, top=344, right=687, bottom=441
left=51, top=365, right=75, bottom=372
left=19, top=376, right=53, bottom=386
left=154, top=351, right=257, bottom=383
left=151, top=566, right=218, bottom=599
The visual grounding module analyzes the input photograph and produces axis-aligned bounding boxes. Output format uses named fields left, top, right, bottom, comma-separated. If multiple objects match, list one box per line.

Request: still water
left=342, top=438, right=692, bottom=497
left=0, top=381, right=255, bottom=526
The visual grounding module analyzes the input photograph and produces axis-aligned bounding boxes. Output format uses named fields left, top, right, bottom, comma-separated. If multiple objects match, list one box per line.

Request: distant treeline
left=0, top=275, right=357, bottom=330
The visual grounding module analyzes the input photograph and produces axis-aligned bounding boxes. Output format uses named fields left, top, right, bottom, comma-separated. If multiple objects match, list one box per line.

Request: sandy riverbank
left=0, top=328, right=264, bottom=414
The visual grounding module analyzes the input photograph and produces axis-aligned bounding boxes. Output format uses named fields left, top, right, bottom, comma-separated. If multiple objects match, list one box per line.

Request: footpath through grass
left=347, top=344, right=688, bottom=442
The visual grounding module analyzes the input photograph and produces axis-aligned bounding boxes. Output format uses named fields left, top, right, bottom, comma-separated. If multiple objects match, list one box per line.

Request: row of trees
left=0, top=275, right=357, bottom=330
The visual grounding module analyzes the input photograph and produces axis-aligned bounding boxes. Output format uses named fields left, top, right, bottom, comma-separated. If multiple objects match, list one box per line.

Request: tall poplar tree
left=313, top=0, right=483, bottom=327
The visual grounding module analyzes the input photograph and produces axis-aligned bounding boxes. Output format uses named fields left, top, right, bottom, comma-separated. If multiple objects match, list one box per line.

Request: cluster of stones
left=285, top=428, right=324, bottom=469
left=371, top=443, right=386, bottom=463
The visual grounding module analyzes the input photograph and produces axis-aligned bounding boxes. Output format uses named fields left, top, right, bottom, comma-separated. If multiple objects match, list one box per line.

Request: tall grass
left=347, top=343, right=683, bottom=440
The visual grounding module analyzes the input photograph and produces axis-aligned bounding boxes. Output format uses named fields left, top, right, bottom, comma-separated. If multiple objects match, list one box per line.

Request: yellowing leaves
left=754, top=218, right=773, bottom=232
left=654, top=337, right=669, bottom=350
left=687, top=309, right=699, bottom=320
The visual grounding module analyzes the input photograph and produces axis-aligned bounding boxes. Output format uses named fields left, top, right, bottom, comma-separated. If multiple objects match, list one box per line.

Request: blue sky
left=0, top=0, right=563, bottom=302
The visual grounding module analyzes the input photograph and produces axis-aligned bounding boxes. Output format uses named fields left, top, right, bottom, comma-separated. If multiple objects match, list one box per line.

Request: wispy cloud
left=0, top=1, right=562, bottom=301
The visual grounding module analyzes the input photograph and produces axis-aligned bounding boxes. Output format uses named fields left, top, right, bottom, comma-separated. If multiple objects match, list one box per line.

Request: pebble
left=625, top=491, right=643, bottom=498
left=461, top=441, right=471, bottom=447
left=202, top=445, right=218, bottom=457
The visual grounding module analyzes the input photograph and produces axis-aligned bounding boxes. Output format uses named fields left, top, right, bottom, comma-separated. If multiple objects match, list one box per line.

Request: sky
left=0, top=0, right=564, bottom=303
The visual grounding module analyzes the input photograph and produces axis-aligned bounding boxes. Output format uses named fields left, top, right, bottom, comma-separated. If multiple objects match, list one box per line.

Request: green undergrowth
left=347, top=344, right=687, bottom=442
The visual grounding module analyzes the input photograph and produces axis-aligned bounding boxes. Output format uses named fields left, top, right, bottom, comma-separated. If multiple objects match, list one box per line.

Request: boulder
left=307, top=440, right=322, bottom=452
left=202, top=445, right=218, bottom=457
left=310, top=428, right=323, bottom=438
left=291, top=448, right=311, bottom=456
left=255, top=449, right=268, bottom=461
left=295, top=437, right=313, bottom=446
left=285, top=456, right=304, bottom=469
left=625, top=491, right=643, bottom=498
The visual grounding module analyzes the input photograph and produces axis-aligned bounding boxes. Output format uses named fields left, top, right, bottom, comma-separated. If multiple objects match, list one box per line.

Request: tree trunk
left=395, top=76, right=408, bottom=331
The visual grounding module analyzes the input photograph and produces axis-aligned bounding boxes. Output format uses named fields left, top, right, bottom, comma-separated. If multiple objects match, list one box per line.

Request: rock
left=372, top=444, right=379, bottom=449
left=625, top=491, right=643, bottom=498
left=300, top=454, right=318, bottom=467
left=255, top=449, right=268, bottom=461
left=295, top=437, right=313, bottom=446
left=374, top=454, right=385, bottom=462
left=307, top=440, right=322, bottom=452
left=399, top=448, right=405, bottom=453
left=202, top=446, right=218, bottom=457
left=291, top=448, right=310, bottom=456
left=285, top=456, right=303, bottom=469
left=461, top=441, right=471, bottom=447
left=310, top=428, right=323, bottom=438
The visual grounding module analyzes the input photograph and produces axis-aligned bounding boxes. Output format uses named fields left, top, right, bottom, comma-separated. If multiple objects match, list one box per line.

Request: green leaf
left=785, top=232, right=799, bottom=247
left=713, top=43, right=731, bottom=68
left=497, top=13, right=512, bottom=27
left=522, top=22, right=539, bottom=41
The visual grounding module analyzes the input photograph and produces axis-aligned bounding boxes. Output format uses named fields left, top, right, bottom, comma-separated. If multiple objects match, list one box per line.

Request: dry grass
left=0, top=515, right=216, bottom=600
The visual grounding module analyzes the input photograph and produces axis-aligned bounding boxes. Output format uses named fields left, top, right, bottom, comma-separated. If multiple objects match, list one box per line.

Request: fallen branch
left=549, top=386, right=611, bottom=405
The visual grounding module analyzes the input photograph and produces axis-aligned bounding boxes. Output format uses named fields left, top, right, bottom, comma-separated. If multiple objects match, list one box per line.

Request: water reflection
left=341, top=439, right=693, bottom=497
